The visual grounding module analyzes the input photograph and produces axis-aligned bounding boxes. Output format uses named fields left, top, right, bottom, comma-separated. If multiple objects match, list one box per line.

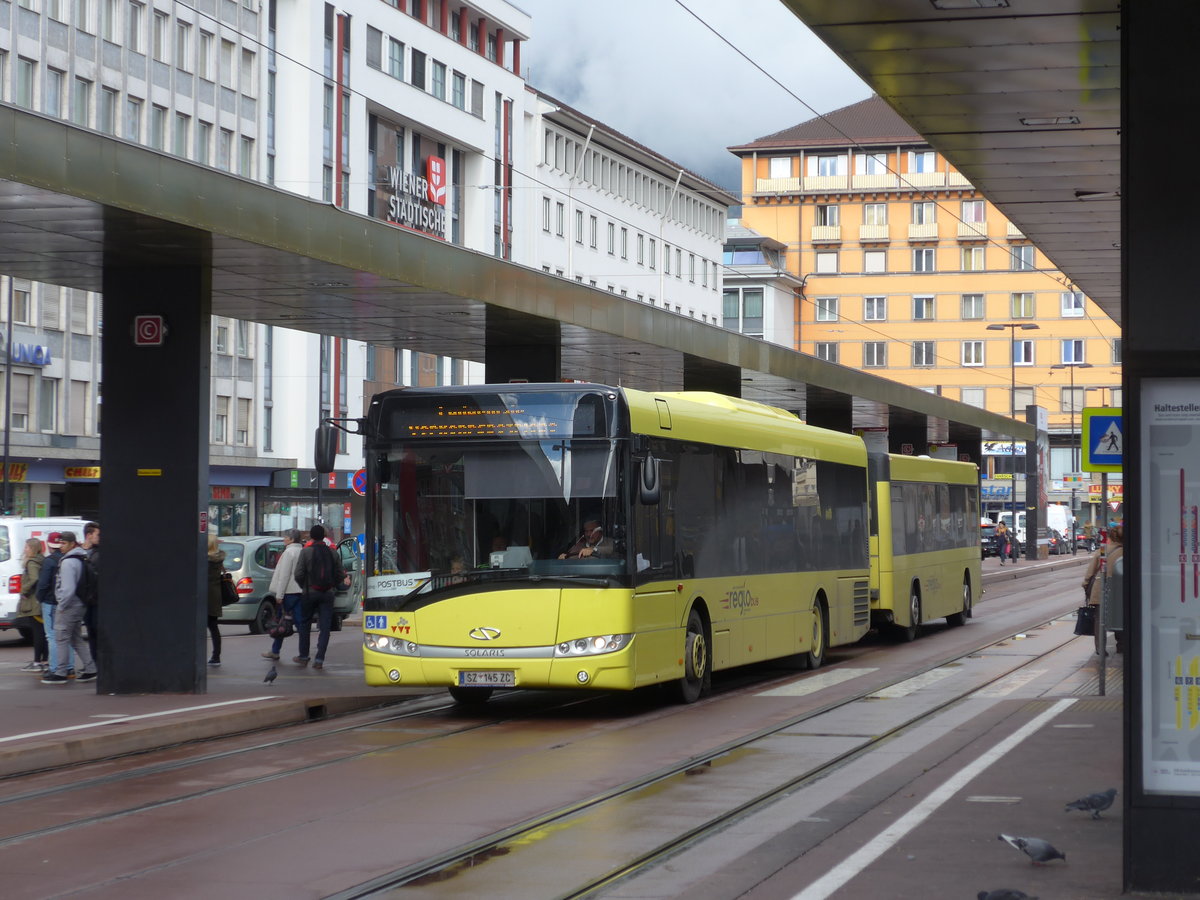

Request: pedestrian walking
left=293, top=524, right=347, bottom=670
left=206, top=533, right=225, bottom=667
left=17, top=538, right=47, bottom=672
left=995, top=521, right=1010, bottom=565
left=82, top=522, right=100, bottom=664
left=262, top=529, right=303, bottom=661
left=36, top=532, right=71, bottom=678
left=42, top=532, right=97, bottom=685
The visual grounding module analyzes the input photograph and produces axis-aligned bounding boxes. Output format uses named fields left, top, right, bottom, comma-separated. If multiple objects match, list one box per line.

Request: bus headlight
left=554, top=634, right=631, bottom=657
left=364, top=634, right=418, bottom=656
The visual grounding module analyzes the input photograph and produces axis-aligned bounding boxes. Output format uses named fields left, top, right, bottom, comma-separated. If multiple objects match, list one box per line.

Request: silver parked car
left=217, top=535, right=358, bottom=634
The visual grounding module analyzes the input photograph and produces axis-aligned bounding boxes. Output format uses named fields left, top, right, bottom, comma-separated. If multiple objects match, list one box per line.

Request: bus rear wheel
left=895, top=588, right=922, bottom=642
left=802, top=599, right=827, bottom=670
left=676, top=607, right=709, bottom=704
left=448, top=686, right=494, bottom=705
left=946, top=577, right=972, bottom=627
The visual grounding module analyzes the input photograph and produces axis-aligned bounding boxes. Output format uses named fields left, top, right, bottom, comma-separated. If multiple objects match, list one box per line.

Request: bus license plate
left=458, top=670, right=515, bottom=687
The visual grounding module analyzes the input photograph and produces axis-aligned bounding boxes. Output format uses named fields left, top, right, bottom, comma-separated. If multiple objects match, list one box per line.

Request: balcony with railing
left=1007, top=222, right=1025, bottom=239
left=858, top=224, right=890, bottom=242
left=811, top=225, right=842, bottom=243
left=957, top=221, right=988, bottom=240
left=908, top=222, right=939, bottom=240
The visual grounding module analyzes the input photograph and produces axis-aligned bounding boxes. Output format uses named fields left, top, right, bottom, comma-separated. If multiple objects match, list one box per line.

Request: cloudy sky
left=516, top=0, right=871, bottom=195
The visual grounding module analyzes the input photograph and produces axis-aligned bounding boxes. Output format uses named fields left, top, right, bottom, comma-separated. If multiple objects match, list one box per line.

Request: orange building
left=728, top=96, right=1122, bottom=519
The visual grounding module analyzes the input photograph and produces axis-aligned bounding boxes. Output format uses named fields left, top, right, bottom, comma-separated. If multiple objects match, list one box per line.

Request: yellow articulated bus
left=330, top=383, right=877, bottom=703
left=868, top=452, right=982, bottom=640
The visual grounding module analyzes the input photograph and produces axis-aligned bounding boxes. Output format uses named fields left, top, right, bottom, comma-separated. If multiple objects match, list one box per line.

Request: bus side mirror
left=314, top=423, right=337, bottom=474
left=639, top=455, right=660, bottom=505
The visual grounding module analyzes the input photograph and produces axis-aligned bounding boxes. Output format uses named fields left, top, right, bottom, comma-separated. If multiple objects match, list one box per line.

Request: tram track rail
left=327, top=606, right=1085, bottom=898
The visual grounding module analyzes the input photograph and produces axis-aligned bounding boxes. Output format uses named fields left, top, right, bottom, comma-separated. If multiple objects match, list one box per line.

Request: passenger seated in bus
left=558, top=519, right=614, bottom=559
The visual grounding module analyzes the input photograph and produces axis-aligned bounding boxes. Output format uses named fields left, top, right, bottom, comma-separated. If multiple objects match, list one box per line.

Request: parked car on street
left=217, top=535, right=358, bottom=634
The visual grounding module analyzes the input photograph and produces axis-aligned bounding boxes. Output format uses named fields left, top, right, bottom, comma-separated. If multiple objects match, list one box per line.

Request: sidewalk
left=0, top=554, right=1090, bottom=780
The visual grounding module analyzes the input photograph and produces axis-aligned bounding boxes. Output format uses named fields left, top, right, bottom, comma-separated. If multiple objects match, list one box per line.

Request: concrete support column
left=805, top=405, right=851, bottom=434
left=886, top=423, right=928, bottom=456
left=682, top=355, right=739, bottom=396
left=484, top=308, right=560, bottom=384
left=98, top=265, right=210, bottom=694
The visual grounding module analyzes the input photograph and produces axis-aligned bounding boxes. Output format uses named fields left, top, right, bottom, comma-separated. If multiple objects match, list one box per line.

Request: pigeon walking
left=998, top=833, right=1066, bottom=865
left=1065, top=787, right=1117, bottom=819
left=978, top=891, right=1038, bottom=900
left=264, top=665, right=277, bottom=684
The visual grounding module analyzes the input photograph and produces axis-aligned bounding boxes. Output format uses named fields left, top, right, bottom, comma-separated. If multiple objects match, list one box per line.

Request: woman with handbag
left=206, top=533, right=225, bottom=667
left=263, top=529, right=303, bottom=661
left=17, top=538, right=48, bottom=672
left=1082, top=524, right=1124, bottom=653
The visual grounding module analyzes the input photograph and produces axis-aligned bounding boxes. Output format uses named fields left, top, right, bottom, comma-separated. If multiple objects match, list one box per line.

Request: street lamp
left=988, top=322, right=1040, bottom=561
left=1052, top=361, right=1093, bottom=554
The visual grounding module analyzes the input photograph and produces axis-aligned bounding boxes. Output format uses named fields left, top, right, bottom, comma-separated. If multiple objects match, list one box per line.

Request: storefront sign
left=1088, top=484, right=1123, bottom=499
left=383, top=157, right=447, bottom=236
left=4, top=343, right=52, bottom=366
left=64, top=466, right=101, bottom=481
left=983, top=440, right=1027, bottom=456
left=0, top=462, right=27, bottom=482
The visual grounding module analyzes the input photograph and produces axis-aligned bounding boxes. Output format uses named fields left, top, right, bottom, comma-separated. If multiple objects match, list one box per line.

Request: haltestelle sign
left=382, top=156, right=447, bottom=236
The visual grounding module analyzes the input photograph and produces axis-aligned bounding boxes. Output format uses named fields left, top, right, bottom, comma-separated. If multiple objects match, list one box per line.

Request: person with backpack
left=36, top=532, right=71, bottom=678
left=42, top=531, right=97, bottom=685
left=292, top=524, right=347, bottom=670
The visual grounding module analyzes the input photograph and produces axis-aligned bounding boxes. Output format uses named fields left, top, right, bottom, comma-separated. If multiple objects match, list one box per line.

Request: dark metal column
left=1125, top=3, right=1200, bottom=891
left=484, top=307, right=561, bottom=383
left=681, top=354, right=740, bottom=396
left=98, top=265, right=210, bottom=693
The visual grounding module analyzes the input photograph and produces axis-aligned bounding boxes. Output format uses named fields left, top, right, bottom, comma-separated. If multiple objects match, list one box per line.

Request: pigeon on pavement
left=264, top=665, right=277, bottom=684
left=998, top=833, right=1066, bottom=865
left=978, top=891, right=1038, bottom=900
left=1065, top=787, right=1117, bottom=819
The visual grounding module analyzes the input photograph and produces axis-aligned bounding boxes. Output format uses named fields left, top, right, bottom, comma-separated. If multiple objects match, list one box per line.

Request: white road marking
left=866, top=668, right=953, bottom=698
left=971, top=669, right=1047, bottom=697
left=0, top=697, right=280, bottom=744
left=790, top=697, right=1077, bottom=900
left=756, top=668, right=878, bottom=697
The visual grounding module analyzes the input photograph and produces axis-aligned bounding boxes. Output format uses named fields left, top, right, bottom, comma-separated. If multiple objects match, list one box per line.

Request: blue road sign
left=1082, top=407, right=1123, bottom=472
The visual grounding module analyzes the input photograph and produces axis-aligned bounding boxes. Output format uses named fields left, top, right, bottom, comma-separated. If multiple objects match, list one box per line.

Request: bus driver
left=559, top=519, right=614, bottom=559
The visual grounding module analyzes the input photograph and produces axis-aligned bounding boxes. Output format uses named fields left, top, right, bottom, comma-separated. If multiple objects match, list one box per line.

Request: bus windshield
left=368, top=438, right=626, bottom=604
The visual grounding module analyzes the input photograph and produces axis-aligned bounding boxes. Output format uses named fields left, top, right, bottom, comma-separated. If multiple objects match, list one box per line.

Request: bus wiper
left=526, top=575, right=613, bottom=587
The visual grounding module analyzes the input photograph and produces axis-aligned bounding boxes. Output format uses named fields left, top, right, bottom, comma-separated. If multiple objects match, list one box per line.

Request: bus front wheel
left=947, top=577, right=972, bottom=627
left=676, top=608, right=710, bottom=703
left=802, top=599, right=827, bottom=670
left=895, top=588, right=922, bottom=642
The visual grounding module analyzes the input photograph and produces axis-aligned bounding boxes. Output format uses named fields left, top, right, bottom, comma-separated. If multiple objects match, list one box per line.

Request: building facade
left=729, top=95, right=1123, bottom=523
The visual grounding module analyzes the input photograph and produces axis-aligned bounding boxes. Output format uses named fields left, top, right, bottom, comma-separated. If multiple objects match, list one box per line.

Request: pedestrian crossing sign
left=1082, top=407, right=1123, bottom=472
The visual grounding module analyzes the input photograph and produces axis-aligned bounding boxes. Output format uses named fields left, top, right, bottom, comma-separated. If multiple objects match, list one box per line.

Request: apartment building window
left=649, top=238, right=657, bottom=270
left=815, top=297, right=838, bottom=322
left=815, top=251, right=838, bottom=274
left=45, top=68, right=65, bottom=117
left=127, top=1, right=143, bottom=52
left=909, top=149, right=936, bottom=173
left=1013, top=387, right=1034, bottom=413
left=72, top=77, right=91, bottom=126
left=235, top=320, right=249, bottom=356
left=863, top=342, right=887, bottom=367
left=16, top=58, right=35, bottom=109
left=101, top=0, right=119, bottom=42
left=540, top=196, right=550, bottom=232
left=411, top=49, right=426, bottom=89
left=388, top=38, right=404, bottom=79
left=196, top=120, right=212, bottom=165
left=451, top=71, right=466, bottom=109
left=176, top=21, right=191, bottom=71
left=39, top=378, right=58, bottom=433
left=1010, top=244, right=1035, bottom=270
left=99, top=86, right=117, bottom=134
left=1061, top=339, right=1085, bottom=364
left=45, top=0, right=64, bottom=21
left=574, top=209, right=584, bottom=244
left=961, top=387, right=985, bottom=408
left=1061, top=387, right=1085, bottom=415
left=198, top=31, right=214, bottom=80
left=1112, top=338, right=1122, bottom=364
left=858, top=152, right=888, bottom=174
left=961, top=293, right=984, bottom=319
left=149, top=104, right=166, bottom=149
left=12, top=285, right=31, bottom=324
left=122, top=96, right=141, bottom=141
left=153, top=10, right=168, bottom=61
left=864, top=296, right=887, bottom=321
left=173, top=111, right=189, bottom=156
left=431, top=61, right=446, bottom=100
left=815, top=204, right=839, bottom=226
left=214, top=395, right=228, bottom=443
left=912, top=201, right=935, bottom=225
left=815, top=342, right=838, bottom=363
left=236, top=398, right=250, bottom=445
left=723, top=287, right=763, bottom=337
left=664, top=243, right=671, bottom=274
left=1061, top=291, right=1085, bottom=317
left=607, top=222, right=615, bottom=255
left=913, top=341, right=935, bottom=367
left=863, top=249, right=886, bottom=273
left=589, top=215, right=597, bottom=249
left=6, top=374, right=31, bottom=431
left=962, top=340, right=984, bottom=366
left=675, top=248, right=682, bottom=278
left=961, top=246, right=985, bottom=271
left=70, top=290, right=89, bottom=332
left=215, top=324, right=228, bottom=353
left=636, top=233, right=644, bottom=265
left=912, top=248, right=936, bottom=273
left=768, top=156, right=790, bottom=178
left=471, top=80, right=484, bottom=117
left=688, top=253, right=694, bottom=281
left=912, top=295, right=934, bottom=320
left=1011, top=292, right=1035, bottom=317
left=239, top=136, right=253, bottom=177
left=961, top=199, right=985, bottom=222
left=1014, top=338, right=1035, bottom=365
left=620, top=228, right=628, bottom=259
left=555, top=202, right=565, bottom=237
left=809, top=153, right=846, bottom=176
left=863, top=203, right=887, bottom=225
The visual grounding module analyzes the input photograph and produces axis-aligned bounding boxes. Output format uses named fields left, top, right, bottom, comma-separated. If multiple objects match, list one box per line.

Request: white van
left=0, top=517, right=90, bottom=641
left=998, top=506, right=1073, bottom=551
